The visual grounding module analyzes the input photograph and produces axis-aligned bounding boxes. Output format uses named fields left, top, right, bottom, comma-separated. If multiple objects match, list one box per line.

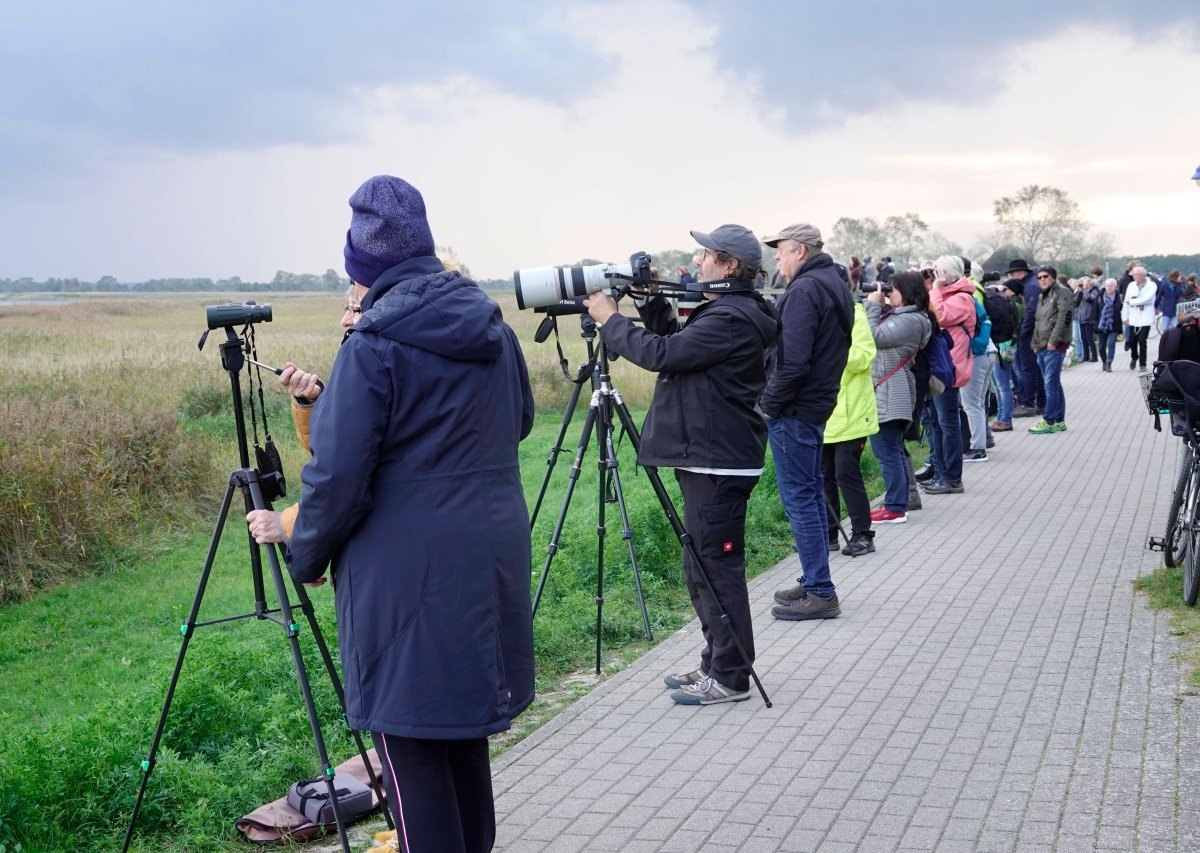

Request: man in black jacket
left=759, top=223, right=853, bottom=621
left=584, top=224, right=778, bottom=705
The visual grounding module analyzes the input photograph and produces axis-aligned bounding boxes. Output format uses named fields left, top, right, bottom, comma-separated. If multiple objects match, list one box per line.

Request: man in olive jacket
left=1030, top=264, right=1073, bottom=434
left=584, top=224, right=778, bottom=706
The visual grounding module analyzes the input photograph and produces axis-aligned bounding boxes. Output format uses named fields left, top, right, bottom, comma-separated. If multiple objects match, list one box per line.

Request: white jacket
left=1124, top=279, right=1157, bottom=328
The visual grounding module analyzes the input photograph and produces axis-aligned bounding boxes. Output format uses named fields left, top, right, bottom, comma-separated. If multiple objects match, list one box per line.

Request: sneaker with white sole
left=663, top=668, right=706, bottom=689
left=670, top=675, right=750, bottom=705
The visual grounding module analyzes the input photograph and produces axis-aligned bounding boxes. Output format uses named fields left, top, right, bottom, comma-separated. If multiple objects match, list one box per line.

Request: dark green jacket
left=1032, top=282, right=1074, bottom=350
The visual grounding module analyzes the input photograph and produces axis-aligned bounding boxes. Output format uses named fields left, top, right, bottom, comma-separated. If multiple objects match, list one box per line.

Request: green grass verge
left=0, top=409, right=902, bottom=851
left=1133, top=565, right=1200, bottom=694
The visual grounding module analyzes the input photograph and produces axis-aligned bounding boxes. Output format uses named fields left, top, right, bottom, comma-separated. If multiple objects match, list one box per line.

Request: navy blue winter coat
left=286, top=256, right=536, bottom=739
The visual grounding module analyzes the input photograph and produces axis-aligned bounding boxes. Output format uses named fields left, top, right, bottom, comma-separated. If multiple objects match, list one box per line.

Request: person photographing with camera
left=582, top=224, right=778, bottom=706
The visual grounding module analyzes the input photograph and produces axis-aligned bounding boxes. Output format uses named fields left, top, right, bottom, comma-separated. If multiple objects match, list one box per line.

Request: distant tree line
left=0, top=269, right=350, bottom=293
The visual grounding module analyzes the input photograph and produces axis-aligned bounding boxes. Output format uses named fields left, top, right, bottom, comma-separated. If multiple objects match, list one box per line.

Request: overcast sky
left=3, top=0, right=1199, bottom=282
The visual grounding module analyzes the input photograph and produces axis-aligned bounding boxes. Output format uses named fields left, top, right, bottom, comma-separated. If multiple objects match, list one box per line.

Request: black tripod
left=531, top=316, right=654, bottom=674
left=121, top=325, right=389, bottom=853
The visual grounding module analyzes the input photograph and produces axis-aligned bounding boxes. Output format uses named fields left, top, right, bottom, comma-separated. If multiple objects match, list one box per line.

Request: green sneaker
left=1028, top=419, right=1054, bottom=434
left=1052, top=421, right=1067, bottom=432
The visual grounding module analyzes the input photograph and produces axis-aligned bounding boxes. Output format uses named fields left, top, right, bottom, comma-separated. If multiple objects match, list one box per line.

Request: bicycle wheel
left=1184, top=471, right=1200, bottom=606
left=1166, top=444, right=1195, bottom=567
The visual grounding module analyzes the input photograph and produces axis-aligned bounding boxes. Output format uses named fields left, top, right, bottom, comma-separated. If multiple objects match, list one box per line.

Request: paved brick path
left=491, top=362, right=1200, bottom=852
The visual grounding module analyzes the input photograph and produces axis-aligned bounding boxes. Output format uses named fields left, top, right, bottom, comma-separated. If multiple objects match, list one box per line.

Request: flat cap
left=762, top=223, right=822, bottom=248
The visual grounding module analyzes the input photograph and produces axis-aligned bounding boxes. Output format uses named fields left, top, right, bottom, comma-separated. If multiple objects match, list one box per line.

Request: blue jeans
left=1036, top=348, right=1066, bottom=423
left=1097, top=328, right=1118, bottom=364
left=1072, top=318, right=1083, bottom=363
left=992, top=356, right=1014, bottom=423
left=869, top=422, right=909, bottom=513
left=768, top=417, right=835, bottom=598
left=931, top=386, right=963, bottom=484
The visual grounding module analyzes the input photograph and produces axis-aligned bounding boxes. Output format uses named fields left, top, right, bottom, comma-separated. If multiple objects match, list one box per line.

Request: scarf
left=1098, top=292, right=1117, bottom=332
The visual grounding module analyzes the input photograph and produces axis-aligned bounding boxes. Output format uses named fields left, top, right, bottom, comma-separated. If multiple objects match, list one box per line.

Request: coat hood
left=357, top=256, right=506, bottom=362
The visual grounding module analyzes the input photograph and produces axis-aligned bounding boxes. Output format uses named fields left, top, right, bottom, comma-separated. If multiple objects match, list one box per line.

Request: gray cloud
left=0, top=1, right=605, bottom=191
left=682, top=0, right=1200, bottom=118
left=5, top=0, right=1198, bottom=197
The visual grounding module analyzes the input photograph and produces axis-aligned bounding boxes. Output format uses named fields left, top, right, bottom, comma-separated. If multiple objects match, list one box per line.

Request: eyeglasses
left=1036, top=274, right=1052, bottom=281
left=343, top=304, right=363, bottom=315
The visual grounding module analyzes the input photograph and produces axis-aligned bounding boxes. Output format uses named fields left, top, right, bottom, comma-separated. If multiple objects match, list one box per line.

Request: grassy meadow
left=0, top=291, right=891, bottom=851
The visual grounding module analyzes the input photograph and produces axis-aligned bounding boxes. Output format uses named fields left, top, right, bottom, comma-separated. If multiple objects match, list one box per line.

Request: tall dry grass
left=0, top=290, right=657, bottom=601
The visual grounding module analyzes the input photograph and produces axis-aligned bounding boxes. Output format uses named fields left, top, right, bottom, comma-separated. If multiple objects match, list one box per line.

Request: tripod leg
left=286, top=568, right=394, bottom=831
left=532, top=397, right=599, bottom=616
left=603, top=428, right=653, bottom=642
left=123, top=478, right=238, bottom=852
left=595, top=426, right=609, bottom=676
left=826, top=497, right=851, bottom=548
left=529, top=373, right=586, bottom=529
left=246, top=477, right=352, bottom=853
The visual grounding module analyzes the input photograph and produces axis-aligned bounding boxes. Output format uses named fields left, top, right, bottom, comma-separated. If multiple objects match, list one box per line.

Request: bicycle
left=1144, top=364, right=1200, bottom=605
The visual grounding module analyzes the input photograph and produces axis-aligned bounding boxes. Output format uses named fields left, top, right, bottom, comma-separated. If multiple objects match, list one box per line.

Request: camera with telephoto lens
left=859, top=281, right=893, bottom=296
left=514, top=252, right=655, bottom=312
left=206, top=301, right=273, bottom=329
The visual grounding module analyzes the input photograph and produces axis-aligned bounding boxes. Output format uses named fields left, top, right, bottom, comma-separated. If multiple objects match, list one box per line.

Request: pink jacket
left=931, top=277, right=976, bottom=387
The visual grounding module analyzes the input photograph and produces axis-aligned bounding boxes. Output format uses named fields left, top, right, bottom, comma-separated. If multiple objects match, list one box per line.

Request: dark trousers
left=1079, top=322, right=1096, bottom=361
left=821, top=438, right=871, bottom=534
left=1016, top=334, right=1045, bottom=408
left=675, top=470, right=757, bottom=691
left=372, top=733, right=495, bottom=853
left=1129, top=326, right=1150, bottom=366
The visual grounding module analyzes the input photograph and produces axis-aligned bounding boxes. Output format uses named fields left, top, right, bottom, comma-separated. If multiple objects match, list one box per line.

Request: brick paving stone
left=490, top=365, right=1200, bottom=852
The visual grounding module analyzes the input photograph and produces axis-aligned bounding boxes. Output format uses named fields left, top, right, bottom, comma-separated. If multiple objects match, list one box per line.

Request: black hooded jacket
left=598, top=291, right=779, bottom=469
left=759, top=252, right=854, bottom=423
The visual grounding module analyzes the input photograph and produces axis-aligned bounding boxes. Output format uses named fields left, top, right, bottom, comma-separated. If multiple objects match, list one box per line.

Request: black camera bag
left=286, top=773, right=374, bottom=827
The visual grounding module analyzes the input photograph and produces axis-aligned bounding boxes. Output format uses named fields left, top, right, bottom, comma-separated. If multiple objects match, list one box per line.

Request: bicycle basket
left=1141, top=370, right=1170, bottom=415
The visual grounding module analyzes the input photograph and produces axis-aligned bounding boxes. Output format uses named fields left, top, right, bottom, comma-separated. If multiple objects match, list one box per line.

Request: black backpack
left=982, top=288, right=1018, bottom=344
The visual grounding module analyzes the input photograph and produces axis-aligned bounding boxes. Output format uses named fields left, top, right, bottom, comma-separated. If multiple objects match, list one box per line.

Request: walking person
left=1095, top=278, right=1121, bottom=372
left=583, top=224, right=778, bottom=706
left=759, top=223, right=854, bottom=621
left=1124, top=265, right=1157, bottom=370
left=822, top=281, right=879, bottom=556
left=865, top=272, right=932, bottom=524
left=1076, top=276, right=1100, bottom=363
left=1029, top=265, right=1073, bottom=434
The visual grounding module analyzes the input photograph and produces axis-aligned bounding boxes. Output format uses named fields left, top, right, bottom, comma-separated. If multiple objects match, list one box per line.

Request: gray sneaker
left=663, top=668, right=706, bottom=689
left=670, top=675, right=750, bottom=706
left=772, top=594, right=841, bottom=621
left=773, top=583, right=807, bottom=605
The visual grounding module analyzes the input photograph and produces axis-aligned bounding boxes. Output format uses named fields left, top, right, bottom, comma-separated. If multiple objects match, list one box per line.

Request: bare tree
left=883, top=212, right=929, bottom=268
left=829, top=216, right=887, bottom=261
left=992, top=185, right=1090, bottom=262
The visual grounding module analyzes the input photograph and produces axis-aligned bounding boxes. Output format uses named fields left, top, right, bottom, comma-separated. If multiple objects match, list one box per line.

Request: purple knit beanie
left=343, top=176, right=436, bottom=287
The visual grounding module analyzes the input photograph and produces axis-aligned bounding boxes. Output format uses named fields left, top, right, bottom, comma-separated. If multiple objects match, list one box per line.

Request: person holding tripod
left=582, top=224, right=778, bottom=706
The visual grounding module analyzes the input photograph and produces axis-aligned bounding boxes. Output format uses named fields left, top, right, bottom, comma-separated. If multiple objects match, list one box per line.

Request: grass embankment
left=1133, top=566, right=1200, bottom=693
left=0, top=293, right=892, bottom=851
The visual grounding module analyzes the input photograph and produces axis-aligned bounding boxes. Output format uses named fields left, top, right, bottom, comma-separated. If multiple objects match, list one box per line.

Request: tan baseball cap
left=762, top=223, right=823, bottom=248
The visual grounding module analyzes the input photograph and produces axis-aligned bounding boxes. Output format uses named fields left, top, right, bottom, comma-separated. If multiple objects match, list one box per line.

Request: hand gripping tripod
left=121, top=318, right=390, bottom=852
left=529, top=309, right=771, bottom=706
